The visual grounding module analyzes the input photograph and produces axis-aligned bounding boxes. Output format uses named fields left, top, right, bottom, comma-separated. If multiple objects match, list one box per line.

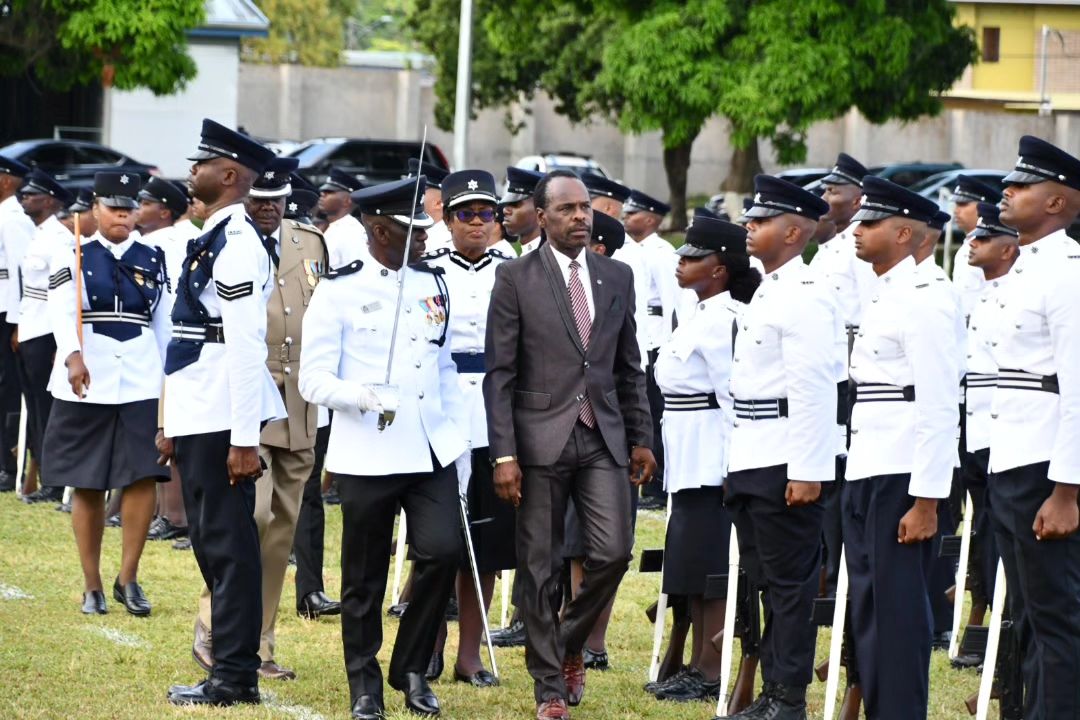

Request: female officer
left=42, top=171, right=172, bottom=615
left=650, top=216, right=761, bottom=702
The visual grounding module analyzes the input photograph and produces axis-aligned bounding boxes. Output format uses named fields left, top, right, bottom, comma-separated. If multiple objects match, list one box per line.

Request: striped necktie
left=568, top=259, right=596, bottom=428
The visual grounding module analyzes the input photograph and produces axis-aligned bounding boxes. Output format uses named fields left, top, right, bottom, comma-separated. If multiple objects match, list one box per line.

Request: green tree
left=242, top=0, right=346, bottom=66
left=409, top=0, right=977, bottom=228
left=0, top=0, right=205, bottom=94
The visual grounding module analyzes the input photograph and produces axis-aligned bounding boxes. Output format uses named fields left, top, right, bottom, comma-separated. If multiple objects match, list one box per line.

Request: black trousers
left=843, top=475, right=934, bottom=720
left=518, top=422, right=632, bottom=703
left=0, top=319, right=21, bottom=474
left=725, top=464, right=824, bottom=689
left=175, top=430, right=262, bottom=686
left=961, top=448, right=996, bottom=605
left=293, top=424, right=330, bottom=601
left=337, top=460, right=460, bottom=704
left=820, top=455, right=846, bottom=597
left=14, top=333, right=54, bottom=469
left=988, top=461, right=1080, bottom=720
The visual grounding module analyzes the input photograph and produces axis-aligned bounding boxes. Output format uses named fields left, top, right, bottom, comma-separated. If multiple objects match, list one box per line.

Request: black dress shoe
left=105, top=513, right=121, bottom=527
left=21, top=487, right=63, bottom=504
left=638, top=494, right=666, bottom=511
left=387, top=602, right=409, bottom=618
left=298, top=591, right=341, bottom=619
left=351, top=693, right=384, bottom=720
left=81, top=590, right=107, bottom=615
left=0, top=471, right=15, bottom=492
left=644, top=665, right=688, bottom=694
left=392, top=672, right=440, bottom=717
left=167, top=677, right=260, bottom=706
left=583, top=646, right=609, bottom=671
left=147, top=516, right=188, bottom=541
left=490, top=619, right=526, bottom=647
left=453, top=668, right=498, bottom=687
left=113, top=577, right=151, bottom=617
left=655, top=668, right=722, bottom=702
left=425, top=651, right=444, bottom=681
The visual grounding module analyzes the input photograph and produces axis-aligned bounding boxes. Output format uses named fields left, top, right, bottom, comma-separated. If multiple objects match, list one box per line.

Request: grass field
left=0, top=493, right=983, bottom=719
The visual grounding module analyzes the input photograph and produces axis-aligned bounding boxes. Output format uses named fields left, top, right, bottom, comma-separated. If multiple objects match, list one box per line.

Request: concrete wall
left=237, top=62, right=1080, bottom=198
left=106, top=40, right=241, bottom=178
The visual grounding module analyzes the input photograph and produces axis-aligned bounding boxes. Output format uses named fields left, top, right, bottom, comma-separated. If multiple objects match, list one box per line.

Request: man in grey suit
left=483, top=170, right=656, bottom=720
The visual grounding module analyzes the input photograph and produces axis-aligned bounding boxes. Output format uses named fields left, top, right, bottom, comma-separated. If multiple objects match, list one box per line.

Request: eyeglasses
left=453, top=208, right=496, bottom=223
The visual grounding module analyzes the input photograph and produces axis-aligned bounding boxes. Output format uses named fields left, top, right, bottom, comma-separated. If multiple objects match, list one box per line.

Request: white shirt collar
left=202, top=202, right=247, bottom=231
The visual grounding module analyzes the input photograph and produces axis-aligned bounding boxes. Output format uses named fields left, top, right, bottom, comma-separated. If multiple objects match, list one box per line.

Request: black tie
left=262, top=235, right=279, bottom=268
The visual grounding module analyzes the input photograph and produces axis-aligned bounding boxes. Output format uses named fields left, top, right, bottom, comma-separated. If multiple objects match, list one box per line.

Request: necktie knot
left=569, top=259, right=580, bottom=271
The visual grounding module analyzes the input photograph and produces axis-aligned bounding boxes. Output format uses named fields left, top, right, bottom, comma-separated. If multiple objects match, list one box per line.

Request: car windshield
left=909, top=172, right=954, bottom=193
left=0, top=141, right=37, bottom=157
left=288, top=142, right=334, bottom=164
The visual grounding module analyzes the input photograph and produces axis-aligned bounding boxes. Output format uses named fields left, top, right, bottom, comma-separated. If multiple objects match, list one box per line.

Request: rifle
left=710, top=567, right=760, bottom=715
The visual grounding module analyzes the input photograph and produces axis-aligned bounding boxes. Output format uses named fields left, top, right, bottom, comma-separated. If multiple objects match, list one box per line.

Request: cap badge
left=754, top=193, right=761, bottom=203
left=467, top=180, right=479, bottom=190
left=265, top=170, right=275, bottom=180
left=120, top=175, right=130, bottom=185
left=288, top=202, right=298, bottom=212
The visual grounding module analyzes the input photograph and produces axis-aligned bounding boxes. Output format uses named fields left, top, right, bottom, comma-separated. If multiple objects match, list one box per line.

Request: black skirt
left=662, top=485, right=732, bottom=596
left=463, top=448, right=517, bottom=573
left=42, top=398, right=169, bottom=491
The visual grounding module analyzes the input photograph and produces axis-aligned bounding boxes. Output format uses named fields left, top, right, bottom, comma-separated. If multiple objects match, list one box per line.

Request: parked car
left=288, top=138, right=450, bottom=188
left=909, top=169, right=1008, bottom=209
left=869, top=162, right=963, bottom=188
left=0, top=139, right=160, bottom=191
left=775, top=167, right=830, bottom=187
left=514, top=152, right=611, bottom=179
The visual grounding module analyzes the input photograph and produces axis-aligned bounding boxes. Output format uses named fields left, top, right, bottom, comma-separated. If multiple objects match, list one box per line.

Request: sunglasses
left=453, top=208, right=496, bottom=223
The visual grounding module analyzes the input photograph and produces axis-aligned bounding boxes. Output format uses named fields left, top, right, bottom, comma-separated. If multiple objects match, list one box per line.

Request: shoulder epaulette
left=421, top=247, right=452, bottom=261
left=288, top=219, right=323, bottom=235
left=325, top=260, right=363, bottom=279
left=487, top=248, right=513, bottom=260
left=412, top=262, right=446, bottom=275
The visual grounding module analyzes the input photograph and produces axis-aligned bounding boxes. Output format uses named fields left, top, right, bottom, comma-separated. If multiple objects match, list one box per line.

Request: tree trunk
left=662, top=136, right=694, bottom=232
left=720, top=137, right=762, bottom=193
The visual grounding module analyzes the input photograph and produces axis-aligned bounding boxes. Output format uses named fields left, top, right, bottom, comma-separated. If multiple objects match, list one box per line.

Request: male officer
left=583, top=175, right=631, bottom=220
left=949, top=176, right=1002, bottom=320
left=319, top=167, right=367, bottom=267
left=299, top=176, right=468, bottom=720
left=0, top=155, right=32, bottom=492
left=164, top=119, right=283, bottom=707
left=501, top=166, right=544, bottom=255
left=718, top=175, right=842, bottom=720
left=988, top=136, right=1080, bottom=719
left=57, top=189, right=96, bottom=237
left=408, top=159, right=451, bottom=252
left=844, top=177, right=961, bottom=720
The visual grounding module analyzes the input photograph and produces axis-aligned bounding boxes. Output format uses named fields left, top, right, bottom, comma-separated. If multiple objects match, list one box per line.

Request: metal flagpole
left=647, top=493, right=674, bottom=682
left=452, top=0, right=473, bottom=169
left=716, top=531, right=741, bottom=714
left=822, top=547, right=850, bottom=720
left=975, top=560, right=1008, bottom=720
left=949, top=492, right=975, bottom=659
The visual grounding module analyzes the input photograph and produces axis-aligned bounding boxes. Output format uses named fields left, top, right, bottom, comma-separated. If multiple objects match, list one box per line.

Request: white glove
left=357, top=384, right=399, bottom=414
left=455, top=447, right=473, bottom=496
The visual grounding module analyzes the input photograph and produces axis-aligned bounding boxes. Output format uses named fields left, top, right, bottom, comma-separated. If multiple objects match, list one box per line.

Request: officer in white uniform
left=844, top=177, right=962, bottom=720
left=948, top=175, right=1001, bottom=321
left=408, top=159, right=451, bottom=253
left=299, top=176, right=468, bottom=720
left=987, top=136, right=1080, bottom=720
left=500, top=166, right=543, bottom=256
left=718, top=176, right=842, bottom=720
left=164, top=119, right=283, bottom=708
left=15, top=169, right=74, bottom=502
left=319, top=167, right=368, bottom=268
left=0, top=155, right=33, bottom=491
left=136, top=176, right=191, bottom=289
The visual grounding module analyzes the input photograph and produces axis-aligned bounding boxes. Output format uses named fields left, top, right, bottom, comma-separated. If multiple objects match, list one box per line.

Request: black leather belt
left=83, top=310, right=151, bottom=328
left=734, top=397, right=788, bottom=420
left=964, top=372, right=997, bottom=389
left=171, top=322, right=224, bottom=343
left=996, top=369, right=1058, bottom=394
left=854, top=383, right=915, bottom=403
left=647, top=305, right=663, bottom=317
left=663, top=392, right=720, bottom=412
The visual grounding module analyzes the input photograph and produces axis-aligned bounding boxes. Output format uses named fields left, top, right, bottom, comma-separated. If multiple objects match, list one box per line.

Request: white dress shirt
left=727, top=256, right=844, bottom=482
left=18, top=214, right=73, bottom=341
left=323, top=213, right=369, bottom=269
left=299, top=257, right=467, bottom=476
left=164, top=203, right=285, bottom=446
left=520, top=235, right=543, bottom=256
left=846, top=256, right=962, bottom=498
left=951, top=237, right=985, bottom=322
left=988, top=229, right=1080, bottom=482
left=964, top=273, right=1008, bottom=454
left=0, top=195, right=35, bottom=317
left=550, top=244, right=595, bottom=320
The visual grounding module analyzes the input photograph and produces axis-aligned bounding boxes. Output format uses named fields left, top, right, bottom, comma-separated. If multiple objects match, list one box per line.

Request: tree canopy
left=0, top=0, right=205, bottom=94
left=408, top=0, right=977, bottom=226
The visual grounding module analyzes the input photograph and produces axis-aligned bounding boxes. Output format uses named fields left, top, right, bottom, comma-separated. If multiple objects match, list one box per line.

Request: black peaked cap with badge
left=187, top=118, right=275, bottom=172
left=590, top=210, right=625, bottom=256
left=139, top=176, right=189, bottom=217
left=625, top=189, right=671, bottom=216
left=94, top=171, right=141, bottom=209
left=408, top=158, right=450, bottom=189
left=583, top=175, right=632, bottom=203
left=852, top=176, right=940, bottom=224
left=320, top=167, right=364, bottom=194
left=0, top=154, right=30, bottom=178
left=821, top=152, right=869, bottom=187
left=1004, top=135, right=1080, bottom=191
left=442, top=170, right=498, bottom=209
left=351, top=176, right=434, bottom=229
left=501, top=166, right=544, bottom=204
left=678, top=216, right=748, bottom=258
left=251, top=156, right=300, bottom=199
left=693, top=206, right=722, bottom=221
left=952, top=174, right=1001, bottom=204
left=928, top=210, right=951, bottom=232
left=285, top=190, right=318, bottom=221
left=21, top=169, right=74, bottom=205
left=290, top=172, right=318, bottom=194
left=970, top=202, right=1019, bottom=239
left=741, top=175, right=829, bottom=221
left=69, top=188, right=94, bottom=214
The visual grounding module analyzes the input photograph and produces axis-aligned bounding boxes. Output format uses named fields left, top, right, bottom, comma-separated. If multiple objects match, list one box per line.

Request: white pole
left=822, top=547, right=849, bottom=720
left=941, top=186, right=956, bottom=277
left=949, top=492, right=975, bottom=659
left=646, top=493, right=674, bottom=682
left=451, top=0, right=474, bottom=170
left=500, top=570, right=511, bottom=628
left=976, top=561, right=1008, bottom=720
left=716, top=532, right=742, bottom=715
left=1039, top=25, right=1051, bottom=117
left=390, top=509, right=408, bottom=605
left=14, top=397, right=26, bottom=495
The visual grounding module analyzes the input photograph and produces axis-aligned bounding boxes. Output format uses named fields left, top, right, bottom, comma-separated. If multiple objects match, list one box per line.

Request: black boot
left=714, top=681, right=777, bottom=718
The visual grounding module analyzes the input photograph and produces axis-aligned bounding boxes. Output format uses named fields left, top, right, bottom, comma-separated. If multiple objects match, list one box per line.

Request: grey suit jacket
left=483, top=242, right=652, bottom=466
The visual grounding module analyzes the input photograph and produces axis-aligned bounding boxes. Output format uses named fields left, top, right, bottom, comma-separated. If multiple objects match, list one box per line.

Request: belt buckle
left=749, top=403, right=758, bottom=421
